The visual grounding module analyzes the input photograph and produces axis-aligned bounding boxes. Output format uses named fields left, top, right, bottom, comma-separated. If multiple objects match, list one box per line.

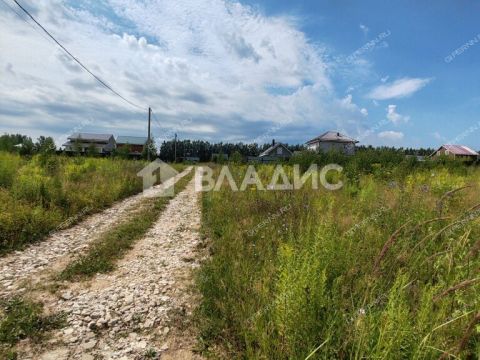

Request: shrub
left=0, top=153, right=22, bottom=189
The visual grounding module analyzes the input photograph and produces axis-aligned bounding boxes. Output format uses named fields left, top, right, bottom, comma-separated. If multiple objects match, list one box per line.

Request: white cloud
left=360, top=108, right=368, bottom=116
left=359, top=24, right=369, bottom=36
left=378, top=130, right=404, bottom=140
left=386, top=105, right=409, bottom=124
left=367, top=77, right=432, bottom=100
left=0, top=0, right=368, bottom=144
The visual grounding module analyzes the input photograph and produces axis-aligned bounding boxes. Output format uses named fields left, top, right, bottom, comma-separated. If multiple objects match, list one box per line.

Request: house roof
left=438, top=145, right=479, bottom=156
left=259, top=143, right=292, bottom=157
left=306, top=131, right=358, bottom=145
left=116, top=136, right=148, bottom=145
left=67, top=133, right=114, bottom=142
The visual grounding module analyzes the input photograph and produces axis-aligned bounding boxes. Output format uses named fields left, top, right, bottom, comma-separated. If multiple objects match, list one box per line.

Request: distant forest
left=0, top=133, right=435, bottom=162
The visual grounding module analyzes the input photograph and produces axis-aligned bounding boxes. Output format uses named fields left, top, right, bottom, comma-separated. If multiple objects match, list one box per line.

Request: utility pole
left=147, top=107, right=152, bottom=161
left=174, top=133, right=177, bottom=163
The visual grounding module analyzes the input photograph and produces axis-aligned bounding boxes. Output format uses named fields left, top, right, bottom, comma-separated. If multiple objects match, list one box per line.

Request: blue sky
left=247, top=0, right=480, bottom=148
left=0, top=0, right=479, bottom=149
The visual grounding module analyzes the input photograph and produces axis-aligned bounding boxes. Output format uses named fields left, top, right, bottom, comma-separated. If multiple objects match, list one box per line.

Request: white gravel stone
left=0, top=168, right=192, bottom=296
left=12, top=169, right=203, bottom=359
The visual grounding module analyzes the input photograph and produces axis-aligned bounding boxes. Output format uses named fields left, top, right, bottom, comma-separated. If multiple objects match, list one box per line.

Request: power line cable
left=10, top=0, right=147, bottom=111
left=0, top=0, right=52, bottom=45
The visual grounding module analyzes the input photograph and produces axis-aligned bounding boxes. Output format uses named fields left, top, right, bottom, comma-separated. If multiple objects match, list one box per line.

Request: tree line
left=0, top=133, right=435, bottom=161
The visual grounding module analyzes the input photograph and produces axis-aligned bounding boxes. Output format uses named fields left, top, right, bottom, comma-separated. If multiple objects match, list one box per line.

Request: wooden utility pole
left=147, top=107, right=152, bottom=161
left=174, top=133, right=177, bottom=163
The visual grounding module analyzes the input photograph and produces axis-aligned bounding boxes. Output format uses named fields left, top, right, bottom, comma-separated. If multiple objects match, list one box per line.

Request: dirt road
left=18, top=173, right=205, bottom=360
left=0, top=167, right=192, bottom=297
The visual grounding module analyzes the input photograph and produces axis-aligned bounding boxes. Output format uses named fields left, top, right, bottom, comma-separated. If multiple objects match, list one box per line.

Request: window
left=277, top=147, right=282, bottom=155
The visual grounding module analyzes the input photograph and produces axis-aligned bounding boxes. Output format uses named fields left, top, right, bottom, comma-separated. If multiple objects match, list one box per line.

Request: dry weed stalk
left=411, top=220, right=464, bottom=254
left=433, top=278, right=480, bottom=302
left=465, top=201, right=480, bottom=213
left=373, top=220, right=412, bottom=273
left=438, top=312, right=480, bottom=360
left=410, top=217, right=452, bottom=235
left=436, top=186, right=472, bottom=216
left=467, top=238, right=480, bottom=259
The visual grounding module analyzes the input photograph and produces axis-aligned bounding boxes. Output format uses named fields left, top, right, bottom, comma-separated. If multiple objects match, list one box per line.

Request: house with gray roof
left=258, top=140, right=292, bottom=162
left=306, top=131, right=359, bottom=155
left=63, top=133, right=116, bottom=154
left=116, top=136, right=148, bottom=158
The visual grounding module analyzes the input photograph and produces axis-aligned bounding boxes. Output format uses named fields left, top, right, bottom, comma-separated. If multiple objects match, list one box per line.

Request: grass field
left=0, top=152, right=183, bottom=255
left=197, top=163, right=480, bottom=359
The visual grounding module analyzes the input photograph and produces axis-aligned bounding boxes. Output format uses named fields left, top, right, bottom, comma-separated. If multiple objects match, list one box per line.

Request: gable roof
left=437, top=145, right=479, bottom=156
left=67, top=133, right=114, bottom=142
left=116, top=136, right=148, bottom=145
left=259, top=143, right=292, bottom=157
left=306, top=131, right=358, bottom=145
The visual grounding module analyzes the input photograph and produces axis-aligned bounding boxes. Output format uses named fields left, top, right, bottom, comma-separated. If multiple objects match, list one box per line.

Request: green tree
left=72, top=139, right=83, bottom=155
left=86, top=143, right=98, bottom=157
left=35, top=136, right=56, bottom=154
left=18, top=138, right=34, bottom=155
left=0, top=134, right=34, bottom=154
left=142, top=138, right=158, bottom=159
left=230, top=151, right=243, bottom=164
left=115, top=145, right=131, bottom=159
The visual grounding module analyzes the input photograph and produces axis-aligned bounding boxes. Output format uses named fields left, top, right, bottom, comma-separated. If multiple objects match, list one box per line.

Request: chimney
left=272, top=139, right=275, bottom=146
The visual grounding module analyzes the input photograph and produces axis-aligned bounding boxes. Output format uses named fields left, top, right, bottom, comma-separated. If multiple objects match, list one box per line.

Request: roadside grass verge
left=57, top=170, right=194, bottom=281
left=0, top=151, right=185, bottom=255
left=0, top=297, right=65, bottom=358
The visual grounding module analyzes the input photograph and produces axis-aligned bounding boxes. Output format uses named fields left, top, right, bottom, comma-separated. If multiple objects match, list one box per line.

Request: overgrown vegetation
left=58, top=170, right=194, bottom=280
left=0, top=151, right=148, bottom=254
left=0, top=297, right=65, bottom=358
left=197, top=164, right=480, bottom=359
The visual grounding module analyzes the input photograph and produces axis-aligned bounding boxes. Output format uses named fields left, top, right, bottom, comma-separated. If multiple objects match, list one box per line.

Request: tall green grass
left=0, top=152, right=182, bottom=254
left=197, top=165, right=480, bottom=359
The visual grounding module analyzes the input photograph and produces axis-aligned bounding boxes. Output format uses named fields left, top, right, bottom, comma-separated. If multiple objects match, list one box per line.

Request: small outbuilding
left=306, top=131, right=358, bottom=155
left=432, top=145, right=479, bottom=161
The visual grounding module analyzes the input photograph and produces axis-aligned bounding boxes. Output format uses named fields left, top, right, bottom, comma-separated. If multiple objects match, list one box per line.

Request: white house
left=306, top=131, right=359, bottom=155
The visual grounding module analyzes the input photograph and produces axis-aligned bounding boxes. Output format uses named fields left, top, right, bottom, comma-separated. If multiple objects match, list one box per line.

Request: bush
left=0, top=153, right=22, bottom=189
